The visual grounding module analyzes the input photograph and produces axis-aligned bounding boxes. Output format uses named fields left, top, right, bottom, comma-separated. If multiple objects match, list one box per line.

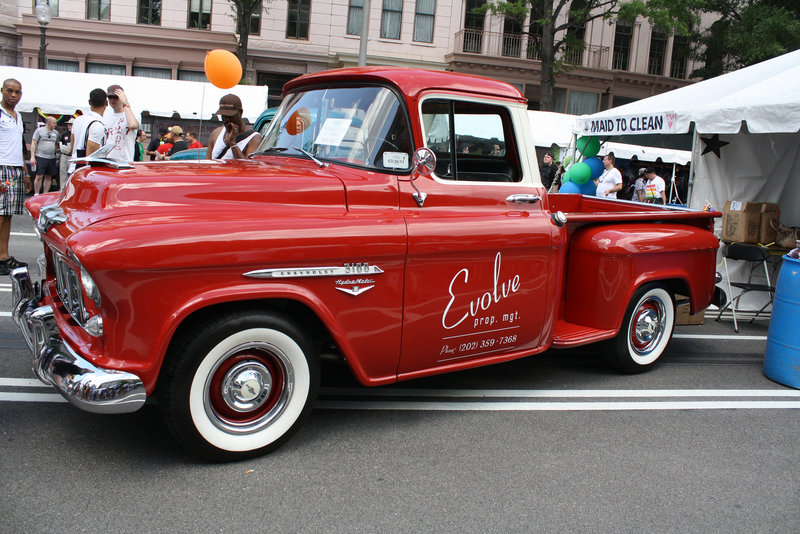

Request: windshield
left=256, top=86, right=413, bottom=172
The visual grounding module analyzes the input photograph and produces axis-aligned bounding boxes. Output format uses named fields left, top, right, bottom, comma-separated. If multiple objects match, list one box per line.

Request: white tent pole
left=687, top=127, right=699, bottom=206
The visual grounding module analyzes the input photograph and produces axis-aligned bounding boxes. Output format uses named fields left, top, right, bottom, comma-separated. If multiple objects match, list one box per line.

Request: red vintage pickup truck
left=12, top=67, right=720, bottom=460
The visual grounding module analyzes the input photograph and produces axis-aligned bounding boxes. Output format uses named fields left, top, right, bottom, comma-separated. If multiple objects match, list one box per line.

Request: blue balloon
left=579, top=179, right=597, bottom=195
left=584, top=157, right=604, bottom=179
left=559, top=181, right=581, bottom=194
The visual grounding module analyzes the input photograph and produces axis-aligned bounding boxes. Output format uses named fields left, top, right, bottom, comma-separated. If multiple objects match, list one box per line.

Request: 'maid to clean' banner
left=575, top=112, right=678, bottom=136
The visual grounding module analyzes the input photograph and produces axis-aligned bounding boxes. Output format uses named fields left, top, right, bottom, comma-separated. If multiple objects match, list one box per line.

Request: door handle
left=505, top=194, right=541, bottom=204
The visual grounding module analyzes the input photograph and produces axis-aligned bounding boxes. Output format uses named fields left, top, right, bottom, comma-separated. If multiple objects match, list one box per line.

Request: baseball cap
left=170, top=126, right=183, bottom=135
left=638, top=167, right=646, bottom=176
left=215, top=94, right=243, bottom=116
left=107, top=84, right=123, bottom=97
left=644, top=167, right=655, bottom=174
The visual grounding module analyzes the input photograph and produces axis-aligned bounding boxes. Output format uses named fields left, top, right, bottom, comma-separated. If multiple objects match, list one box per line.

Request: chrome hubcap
left=221, top=362, right=273, bottom=412
left=631, top=299, right=665, bottom=355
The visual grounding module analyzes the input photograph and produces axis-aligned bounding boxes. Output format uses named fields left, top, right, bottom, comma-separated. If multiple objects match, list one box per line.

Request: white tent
left=528, top=110, right=690, bottom=165
left=574, top=49, right=800, bottom=311
left=573, top=49, right=800, bottom=227
left=0, top=66, right=268, bottom=123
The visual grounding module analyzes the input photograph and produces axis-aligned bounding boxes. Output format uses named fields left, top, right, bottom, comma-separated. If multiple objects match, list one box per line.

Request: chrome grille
left=51, top=249, right=86, bottom=325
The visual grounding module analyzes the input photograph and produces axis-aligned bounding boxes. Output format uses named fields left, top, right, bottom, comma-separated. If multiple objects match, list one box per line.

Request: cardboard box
left=722, top=201, right=761, bottom=243
left=675, top=296, right=705, bottom=325
left=758, top=203, right=781, bottom=244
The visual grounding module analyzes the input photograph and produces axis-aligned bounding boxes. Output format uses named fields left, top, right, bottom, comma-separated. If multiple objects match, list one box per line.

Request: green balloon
left=562, top=169, right=572, bottom=183
left=577, top=136, right=600, bottom=157
left=570, top=161, right=592, bottom=184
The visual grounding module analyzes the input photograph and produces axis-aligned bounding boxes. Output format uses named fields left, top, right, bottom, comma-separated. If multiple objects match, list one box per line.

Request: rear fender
left=564, top=224, right=719, bottom=330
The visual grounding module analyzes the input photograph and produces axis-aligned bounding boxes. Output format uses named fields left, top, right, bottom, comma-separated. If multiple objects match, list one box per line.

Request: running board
left=551, top=320, right=617, bottom=347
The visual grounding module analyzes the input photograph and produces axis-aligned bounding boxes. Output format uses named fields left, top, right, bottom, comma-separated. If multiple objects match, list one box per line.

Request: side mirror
left=409, top=147, right=435, bottom=208
left=412, top=147, right=436, bottom=178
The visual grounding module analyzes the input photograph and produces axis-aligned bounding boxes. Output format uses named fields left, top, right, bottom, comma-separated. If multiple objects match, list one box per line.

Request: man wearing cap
left=58, top=118, right=73, bottom=187
left=165, top=126, right=190, bottom=158
left=206, top=94, right=261, bottom=160
left=633, top=167, right=646, bottom=202
left=103, top=84, right=140, bottom=162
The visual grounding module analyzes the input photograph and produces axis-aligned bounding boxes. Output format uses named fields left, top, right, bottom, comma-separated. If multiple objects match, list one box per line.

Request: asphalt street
left=1, top=210, right=798, bottom=533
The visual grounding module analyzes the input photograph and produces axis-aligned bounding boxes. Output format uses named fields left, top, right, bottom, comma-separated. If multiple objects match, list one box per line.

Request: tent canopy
left=0, top=66, right=268, bottom=123
left=527, top=110, right=690, bottom=164
left=573, top=49, right=800, bottom=136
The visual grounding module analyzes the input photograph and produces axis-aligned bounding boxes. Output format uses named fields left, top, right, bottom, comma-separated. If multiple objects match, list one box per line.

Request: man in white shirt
left=0, top=78, right=27, bottom=274
left=644, top=167, right=667, bottom=205
left=69, top=88, right=108, bottom=173
left=103, top=84, right=139, bottom=163
left=595, top=151, right=623, bottom=198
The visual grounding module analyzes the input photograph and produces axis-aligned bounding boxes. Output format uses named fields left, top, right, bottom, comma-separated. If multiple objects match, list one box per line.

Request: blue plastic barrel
left=764, top=255, right=800, bottom=388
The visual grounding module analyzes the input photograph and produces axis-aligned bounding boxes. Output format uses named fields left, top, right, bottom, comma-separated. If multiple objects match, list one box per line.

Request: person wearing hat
left=206, top=94, right=261, bottom=160
left=58, top=117, right=73, bottom=186
left=633, top=167, right=646, bottom=202
left=165, top=126, right=190, bottom=158
left=103, top=84, right=140, bottom=162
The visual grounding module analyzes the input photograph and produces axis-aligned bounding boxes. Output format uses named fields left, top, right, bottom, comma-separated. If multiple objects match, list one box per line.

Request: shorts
left=0, top=166, right=26, bottom=216
left=35, top=156, right=58, bottom=176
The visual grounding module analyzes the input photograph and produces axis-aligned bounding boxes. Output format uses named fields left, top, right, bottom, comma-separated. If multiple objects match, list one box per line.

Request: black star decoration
left=700, top=134, right=730, bottom=158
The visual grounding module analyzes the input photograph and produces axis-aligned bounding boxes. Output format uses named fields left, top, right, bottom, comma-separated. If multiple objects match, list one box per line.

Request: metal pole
left=38, top=24, right=47, bottom=70
left=357, top=0, right=370, bottom=67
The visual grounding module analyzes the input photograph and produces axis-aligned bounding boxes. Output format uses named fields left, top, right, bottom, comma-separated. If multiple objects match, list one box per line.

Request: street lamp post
left=35, top=0, right=51, bottom=70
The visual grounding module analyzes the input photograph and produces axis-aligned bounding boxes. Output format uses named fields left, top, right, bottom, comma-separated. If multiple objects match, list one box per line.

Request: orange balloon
left=204, top=49, right=242, bottom=89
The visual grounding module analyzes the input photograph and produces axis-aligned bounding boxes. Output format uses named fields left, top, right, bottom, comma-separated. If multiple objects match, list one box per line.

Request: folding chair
left=715, top=243, right=776, bottom=332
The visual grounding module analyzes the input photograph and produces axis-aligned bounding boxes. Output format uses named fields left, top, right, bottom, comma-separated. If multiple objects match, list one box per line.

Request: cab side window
left=421, top=99, right=521, bottom=183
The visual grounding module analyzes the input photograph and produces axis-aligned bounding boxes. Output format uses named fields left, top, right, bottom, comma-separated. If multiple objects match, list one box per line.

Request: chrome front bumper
left=10, top=267, right=145, bottom=414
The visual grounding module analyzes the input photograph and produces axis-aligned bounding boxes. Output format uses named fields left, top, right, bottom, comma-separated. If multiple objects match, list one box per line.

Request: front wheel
left=608, top=284, right=675, bottom=373
left=159, top=311, right=319, bottom=461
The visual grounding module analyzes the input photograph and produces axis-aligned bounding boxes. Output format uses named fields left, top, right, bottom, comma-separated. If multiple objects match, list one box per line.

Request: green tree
left=228, top=0, right=272, bottom=71
left=485, top=0, right=701, bottom=111
left=692, top=0, right=800, bottom=78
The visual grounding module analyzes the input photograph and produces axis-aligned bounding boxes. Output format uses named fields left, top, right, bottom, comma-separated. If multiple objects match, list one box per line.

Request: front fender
left=564, top=224, right=719, bottom=330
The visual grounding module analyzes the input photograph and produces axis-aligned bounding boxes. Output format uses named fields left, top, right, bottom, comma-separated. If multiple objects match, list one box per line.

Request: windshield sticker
left=383, top=152, right=409, bottom=169
left=314, top=118, right=352, bottom=146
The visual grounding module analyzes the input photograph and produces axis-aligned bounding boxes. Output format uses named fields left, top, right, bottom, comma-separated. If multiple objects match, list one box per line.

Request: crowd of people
left=0, top=77, right=264, bottom=275
left=540, top=150, right=688, bottom=205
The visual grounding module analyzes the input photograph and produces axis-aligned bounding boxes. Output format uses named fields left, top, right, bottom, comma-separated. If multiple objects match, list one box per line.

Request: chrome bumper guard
left=10, top=267, right=145, bottom=414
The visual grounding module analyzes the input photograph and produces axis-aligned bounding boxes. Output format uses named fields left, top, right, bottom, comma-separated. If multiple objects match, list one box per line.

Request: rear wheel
left=608, top=284, right=675, bottom=373
left=160, top=310, right=319, bottom=461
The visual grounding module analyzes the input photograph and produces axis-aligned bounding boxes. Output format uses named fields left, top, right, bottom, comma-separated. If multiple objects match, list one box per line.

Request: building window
left=413, top=0, right=435, bottom=43
left=257, top=72, right=297, bottom=108
left=138, top=0, right=161, bottom=25
left=648, top=26, right=667, bottom=75
left=502, top=16, right=523, bottom=57
left=612, top=20, right=633, bottom=70
left=133, top=66, right=171, bottom=79
left=88, top=0, right=110, bottom=21
left=47, top=59, right=79, bottom=72
left=462, top=0, right=485, bottom=53
left=87, top=63, right=125, bottom=75
left=250, top=1, right=262, bottom=35
left=670, top=34, right=689, bottom=78
left=347, top=0, right=363, bottom=35
left=38, top=0, right=59, bottom=17
left=527, top=3, right=544, bottom=60
left=380, top=0, right=402, bottom=39
left=178, top=70, right=208, bottom=82
left=188, top=0, right=211, bottom=30
left=286, top=0, right=310, bottom=39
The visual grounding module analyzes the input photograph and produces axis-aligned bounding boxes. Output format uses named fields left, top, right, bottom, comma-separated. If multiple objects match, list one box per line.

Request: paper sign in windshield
left=383, top=152, right=409, bottom=169
left=314, top=118, right=352, bottom=146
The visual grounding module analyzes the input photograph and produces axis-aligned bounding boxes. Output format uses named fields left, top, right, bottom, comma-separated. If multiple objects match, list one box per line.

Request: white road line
left=316, top=400, right=800, bottom=411
left=319, top=387, right=800, bottom=398
left=11, top=232, right=36, bottom=237
left=0, top=378, right=48, bottom=387
left=674, top=333, right=767, bottom=341
left=0, top=392, right=64, bottom=403
left=0, top=312, right=11, bottom=317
